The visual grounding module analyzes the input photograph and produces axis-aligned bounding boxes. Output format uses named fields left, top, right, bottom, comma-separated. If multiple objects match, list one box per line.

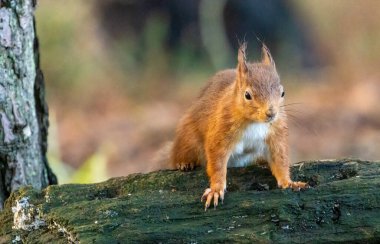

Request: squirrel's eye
left=281, top=91, right=285, bottom=97
left=244, top=91, right=252, bottom=100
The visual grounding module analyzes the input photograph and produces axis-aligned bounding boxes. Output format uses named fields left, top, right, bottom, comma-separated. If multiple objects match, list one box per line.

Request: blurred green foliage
left=47, top=112, right=108, bottom=184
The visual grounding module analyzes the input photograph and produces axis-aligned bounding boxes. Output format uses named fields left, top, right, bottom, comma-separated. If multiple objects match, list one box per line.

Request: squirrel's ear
left=237, top=42, right=248, bottom=85
left=261, top=43, right=275, bottom=69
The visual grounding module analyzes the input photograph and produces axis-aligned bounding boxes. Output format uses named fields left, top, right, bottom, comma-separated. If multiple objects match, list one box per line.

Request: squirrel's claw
left=280, top=181, right=309, bottom=191
left=201, top=188, right=211, bottom=202
left=202, top=188, right=225, bottom=211
left=177, top=162, right=196, bottom=171
left=291, top=181, right=309, bottom=191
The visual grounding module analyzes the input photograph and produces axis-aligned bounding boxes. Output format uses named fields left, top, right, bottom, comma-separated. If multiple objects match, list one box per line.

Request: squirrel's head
left=235, top=43, right=284, bottom=123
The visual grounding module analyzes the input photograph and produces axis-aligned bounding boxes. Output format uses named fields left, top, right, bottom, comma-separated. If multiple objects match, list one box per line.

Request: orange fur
left=170, top=43, right=307, bottom=209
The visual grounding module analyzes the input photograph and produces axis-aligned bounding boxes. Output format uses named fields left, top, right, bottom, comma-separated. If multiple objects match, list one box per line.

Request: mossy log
left=1, top=159, right=379, bottom=243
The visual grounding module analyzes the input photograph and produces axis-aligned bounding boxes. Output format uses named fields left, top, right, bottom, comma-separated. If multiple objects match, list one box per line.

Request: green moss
left=1, top=159, right=380, bottom=243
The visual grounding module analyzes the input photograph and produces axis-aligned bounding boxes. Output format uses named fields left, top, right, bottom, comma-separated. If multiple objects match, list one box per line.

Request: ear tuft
left=261, top=43, right=275, bottom=68
left=237, top=42, right=248, bottom=74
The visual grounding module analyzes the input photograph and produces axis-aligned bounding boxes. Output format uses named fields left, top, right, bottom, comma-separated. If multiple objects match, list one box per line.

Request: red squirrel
left=170, top=43, right=308, bottom=210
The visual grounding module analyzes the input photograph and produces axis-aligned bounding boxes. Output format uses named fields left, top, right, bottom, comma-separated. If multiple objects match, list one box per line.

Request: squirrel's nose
left=266, top=110, right=276, bottom=121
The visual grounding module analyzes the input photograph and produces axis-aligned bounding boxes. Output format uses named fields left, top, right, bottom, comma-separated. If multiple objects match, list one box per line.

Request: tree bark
left=0, top=0, right=56, bottom=209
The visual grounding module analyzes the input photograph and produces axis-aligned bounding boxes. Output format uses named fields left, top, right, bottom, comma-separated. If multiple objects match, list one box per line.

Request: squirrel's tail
left=150, top=141, right=175, bottom=171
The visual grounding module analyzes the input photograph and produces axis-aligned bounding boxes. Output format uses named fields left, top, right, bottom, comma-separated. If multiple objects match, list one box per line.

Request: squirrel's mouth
left=266, top=117, right=275, bottom=123
left=249, top=113, right=277, bottom=123
left=265, top=114, right=278, bottom=123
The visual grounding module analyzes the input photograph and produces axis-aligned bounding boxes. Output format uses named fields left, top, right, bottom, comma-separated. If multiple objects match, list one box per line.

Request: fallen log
left=1, top=159, right=379, bottom=243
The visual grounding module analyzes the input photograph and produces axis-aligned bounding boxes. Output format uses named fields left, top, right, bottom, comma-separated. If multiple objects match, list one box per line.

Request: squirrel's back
left=192, top=69, right=236, bottom=116
left=169, top=69, right=237, bottom=169
left=185, top=69, right=237, bottom=130
left=198, top=69, right=236, bottom=100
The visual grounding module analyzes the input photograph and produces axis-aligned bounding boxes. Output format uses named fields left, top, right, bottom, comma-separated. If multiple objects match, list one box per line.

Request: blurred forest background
left=35, top=0, right=380, bottom=184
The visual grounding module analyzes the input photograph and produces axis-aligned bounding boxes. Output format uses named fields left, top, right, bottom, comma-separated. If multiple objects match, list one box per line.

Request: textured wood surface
left=0, top=159, right=379, bottom=243
left=0, top=0, right=56, bottom=209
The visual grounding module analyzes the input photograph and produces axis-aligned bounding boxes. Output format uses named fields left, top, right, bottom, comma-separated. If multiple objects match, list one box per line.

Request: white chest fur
left=228, top=123, right=270, bottom=167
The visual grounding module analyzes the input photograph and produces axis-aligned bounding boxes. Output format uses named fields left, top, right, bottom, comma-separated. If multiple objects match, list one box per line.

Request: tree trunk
left=0, top=0, right=57, bottom=209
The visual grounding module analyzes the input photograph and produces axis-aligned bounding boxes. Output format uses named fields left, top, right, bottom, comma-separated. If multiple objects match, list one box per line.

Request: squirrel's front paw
left=201, top=187, right=225, bottom=211
left=279, top=181, right=309, bottom=191
left=177, top=162, right=196, bottom=171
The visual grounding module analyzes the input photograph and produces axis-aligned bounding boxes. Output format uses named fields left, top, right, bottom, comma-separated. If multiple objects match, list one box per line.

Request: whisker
left=280, top=102, right=304, bottom=107
left=279, top=111, right=320, bottom=137
left=279, top=111, right=307, bottom=130
left=285, top=116, right=303, bottom=129
left=282, top=111, right=303, bottom=119
left=279, top=111, right=300, bottom=121
left=286, top=114, right=300, bottom=121
left=283, top=109, right=304, bottom=114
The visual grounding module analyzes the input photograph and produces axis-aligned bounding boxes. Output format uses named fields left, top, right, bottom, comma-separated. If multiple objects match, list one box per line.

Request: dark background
left=36, top=0, right=380, bottom=183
